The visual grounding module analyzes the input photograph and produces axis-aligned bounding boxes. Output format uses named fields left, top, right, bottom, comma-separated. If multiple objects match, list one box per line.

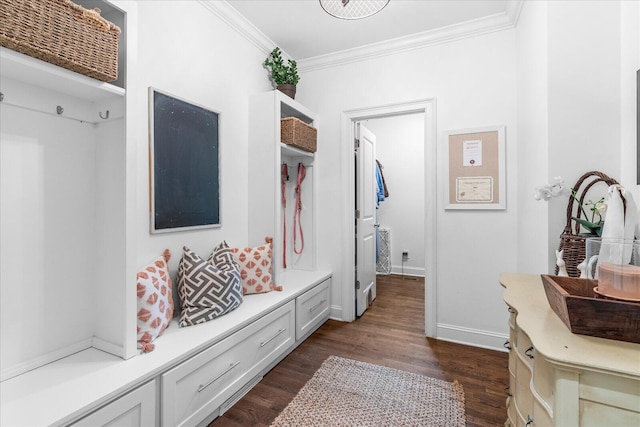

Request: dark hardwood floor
left=210, top=274, right=510, bottom=427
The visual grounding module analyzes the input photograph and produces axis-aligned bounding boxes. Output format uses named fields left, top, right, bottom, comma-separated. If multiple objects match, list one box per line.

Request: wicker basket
left=0, top=0, right=121, bottom=82
left=556, top=171, right=619, bottom=277
left=281, top=117, right=317, bottom=153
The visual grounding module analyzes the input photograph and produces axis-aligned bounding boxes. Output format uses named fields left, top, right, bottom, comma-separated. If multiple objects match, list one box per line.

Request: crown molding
left=505, top=0, right=524, bottom=27
left=200, top=0, right=524, bottom=71
left=197, top=0, right=279, bottom=56
left=299, top=3, right=523, bottom=72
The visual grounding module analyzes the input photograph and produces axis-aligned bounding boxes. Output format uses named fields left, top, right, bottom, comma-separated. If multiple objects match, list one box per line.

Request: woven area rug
left=270, top=355, right=466, bottom=427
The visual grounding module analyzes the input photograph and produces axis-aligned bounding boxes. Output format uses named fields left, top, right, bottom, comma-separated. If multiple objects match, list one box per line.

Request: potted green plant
left=263, top=47, right=299, bottom=99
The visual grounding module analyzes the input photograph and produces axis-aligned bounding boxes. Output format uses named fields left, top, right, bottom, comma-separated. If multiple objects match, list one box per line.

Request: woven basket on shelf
left=281, top=117, right=317, bottom=153
left=556, top=171, right=619, bottom=277
left=0, top=0, right=121, bottom=82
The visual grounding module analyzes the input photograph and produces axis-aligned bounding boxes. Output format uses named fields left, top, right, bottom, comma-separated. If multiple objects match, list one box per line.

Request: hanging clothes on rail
left=375, top=160, right=389, bottom=208
left=375, top=161, right=385, bottom=207
left=374, top=160, right=389, bottom=262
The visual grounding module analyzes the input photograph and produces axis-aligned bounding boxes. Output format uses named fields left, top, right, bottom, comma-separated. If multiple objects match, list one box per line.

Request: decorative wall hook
left=56, top=105, right=64, bottom=115
left=99, top=110, right=109, bottom=120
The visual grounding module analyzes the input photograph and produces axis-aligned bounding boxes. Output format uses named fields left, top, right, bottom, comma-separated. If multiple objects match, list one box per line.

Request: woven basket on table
left=556, top=171, right=619, bottom=277
left=281, top=117, right=317, bottom=153
left=0, top=0, right=121, bottom=82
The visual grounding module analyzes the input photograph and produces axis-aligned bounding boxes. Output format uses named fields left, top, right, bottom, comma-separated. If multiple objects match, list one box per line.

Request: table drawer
left=296, top=278, right=330, bottom=340
left=162, top=301, right=295, bottom=427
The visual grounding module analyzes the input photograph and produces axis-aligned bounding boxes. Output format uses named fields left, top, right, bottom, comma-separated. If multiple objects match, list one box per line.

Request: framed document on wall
left=444, top=126, right=506, bottom=210
left=149, top=87, right=221, bottom=233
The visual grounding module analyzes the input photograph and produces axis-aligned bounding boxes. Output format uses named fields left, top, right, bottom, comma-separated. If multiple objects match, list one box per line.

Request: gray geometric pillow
left=207, top=240, right=239, bottom=272
left=177, top=244, right=243, bottom=327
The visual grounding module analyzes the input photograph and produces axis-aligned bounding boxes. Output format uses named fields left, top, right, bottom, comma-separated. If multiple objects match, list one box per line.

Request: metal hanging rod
left=0, top=92, right=118, bottom=125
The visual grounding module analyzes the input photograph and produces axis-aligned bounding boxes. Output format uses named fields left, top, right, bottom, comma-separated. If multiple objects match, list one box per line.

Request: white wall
left=516, top=1, right=638, bottom=276
left=0, top=94, right=98, bottom=372
left=106, top=0, right=640, bottom=353
left=0, top=0, right=275, bottom=375
left=3, top=0, right=636, bottom=367
left=298, top=29, right=519, bottom=349
left=620, top=0, right=640, bottom=202
left=130, top=1, right=272, bottom=276
left=366, top=114, right=425, bottom=276
left=298, top=0, right=638, bottom=350
left=516, top=0, right=549, bottom=275
left=546, top=1, right=622, bottom=269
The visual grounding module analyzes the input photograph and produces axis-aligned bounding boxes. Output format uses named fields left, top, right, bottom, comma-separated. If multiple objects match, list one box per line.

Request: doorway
left=340, top=99, right=437, bottom=337
left=365, top=114, right=425, bottom=278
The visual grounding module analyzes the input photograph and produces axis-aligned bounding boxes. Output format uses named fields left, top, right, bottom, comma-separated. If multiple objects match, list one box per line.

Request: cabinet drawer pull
left=309, top=299, right=327, bottom=313
left=260, top=328, right=287, bottom=348
left=198, top=361, right=240, bottom=392
left=525, top=346, right=534, bottom=359
left=503, top=339, right=511, bottom=350
left=504, top=385, right=512, bottom=397
left=525, top=415, right=533, bottom=426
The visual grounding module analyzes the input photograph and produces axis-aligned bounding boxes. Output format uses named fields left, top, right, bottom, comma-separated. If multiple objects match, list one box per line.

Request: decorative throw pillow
left=230, top=236, right=283, bottom=295
left=136, top=249, right=174, bottom=353
left=178, top=245, right=243, bottom=327
left=207, top=240, right=239, bottom=272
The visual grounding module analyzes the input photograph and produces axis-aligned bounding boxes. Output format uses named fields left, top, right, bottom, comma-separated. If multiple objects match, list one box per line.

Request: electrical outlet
left=402, top=251, right=409, bottom=260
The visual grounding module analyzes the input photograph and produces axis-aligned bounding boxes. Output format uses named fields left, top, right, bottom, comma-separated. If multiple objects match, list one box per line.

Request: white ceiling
left=225, top=0, right=514, bottom=61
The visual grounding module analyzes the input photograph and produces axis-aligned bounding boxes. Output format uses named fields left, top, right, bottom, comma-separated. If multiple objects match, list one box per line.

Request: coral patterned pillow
left=136, top=249, right=174, bottom=353
left=230, top=237, right=283, bottom=294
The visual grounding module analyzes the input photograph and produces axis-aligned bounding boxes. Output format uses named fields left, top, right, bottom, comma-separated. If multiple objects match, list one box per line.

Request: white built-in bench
left=0, top=270, right=332, bottom=427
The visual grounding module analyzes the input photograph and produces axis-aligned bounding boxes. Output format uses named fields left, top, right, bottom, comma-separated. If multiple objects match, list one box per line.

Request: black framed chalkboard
left=149, top=88, right=220, bottom=233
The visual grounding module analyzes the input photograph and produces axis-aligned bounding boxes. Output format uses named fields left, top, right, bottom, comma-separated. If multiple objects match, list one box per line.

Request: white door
left=355, top=123, right=377, bottom=317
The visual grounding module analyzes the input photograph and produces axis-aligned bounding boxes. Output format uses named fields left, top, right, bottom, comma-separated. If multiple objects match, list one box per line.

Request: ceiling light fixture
left=319, top=0, right=390, bottom=20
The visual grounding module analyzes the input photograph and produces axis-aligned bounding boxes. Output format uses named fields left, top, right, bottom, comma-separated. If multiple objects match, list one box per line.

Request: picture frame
left=149, top=87, right=221, bottom=233
left=443, top=125, right=506, bottom=210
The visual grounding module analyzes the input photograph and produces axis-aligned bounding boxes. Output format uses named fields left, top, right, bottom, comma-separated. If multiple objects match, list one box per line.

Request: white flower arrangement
left=534, top=176, right=607, bottom=236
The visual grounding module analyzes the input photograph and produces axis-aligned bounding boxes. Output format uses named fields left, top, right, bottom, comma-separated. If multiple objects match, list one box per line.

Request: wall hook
left=99, top=110, right=109, bottom=120
left=56, top=105, right=64, bottom=115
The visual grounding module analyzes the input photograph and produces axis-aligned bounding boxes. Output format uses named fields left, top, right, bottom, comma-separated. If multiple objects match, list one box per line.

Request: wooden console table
left=500, top=273, right=640, bottom=427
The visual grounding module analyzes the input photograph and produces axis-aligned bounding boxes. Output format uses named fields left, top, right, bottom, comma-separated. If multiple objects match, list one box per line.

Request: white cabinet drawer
left=72, top=380, right=157, bottom=427
left=162, top=301, right=295, bottom=427
left=296, top=278, right=330, bottom=340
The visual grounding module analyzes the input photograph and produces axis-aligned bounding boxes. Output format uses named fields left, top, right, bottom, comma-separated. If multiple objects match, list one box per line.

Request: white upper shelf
left=281, top=143, right=315, bottom=158
left=0, top=47, right=125, bottom=102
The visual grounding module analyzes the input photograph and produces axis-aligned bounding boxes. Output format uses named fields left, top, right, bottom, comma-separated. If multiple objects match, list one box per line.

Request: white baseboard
left=0, top=339, right=92, bottom=382
left=330, top=305, right=345, bottom=322
left=92, top=336, right=125, bottom=358
left=390, top=265, right=425, bottom=277
left=436, top=323, right=508, bottom=352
